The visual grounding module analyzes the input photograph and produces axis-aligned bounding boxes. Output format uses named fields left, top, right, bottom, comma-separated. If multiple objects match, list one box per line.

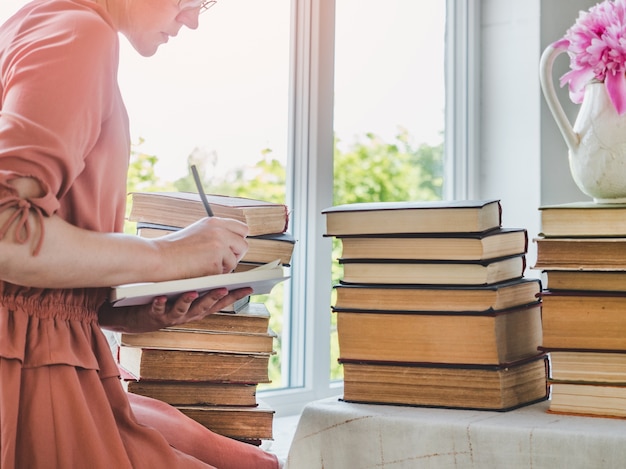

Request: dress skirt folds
left=0, top=286, right=278, bottom=468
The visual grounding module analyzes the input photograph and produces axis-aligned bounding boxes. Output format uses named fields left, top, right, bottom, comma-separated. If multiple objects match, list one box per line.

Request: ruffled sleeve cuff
left=0, top=171, right=60, bottom=256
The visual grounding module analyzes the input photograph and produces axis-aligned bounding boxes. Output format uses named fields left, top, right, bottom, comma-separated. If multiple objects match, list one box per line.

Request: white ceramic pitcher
left=540, top=43, right=626, bottom=203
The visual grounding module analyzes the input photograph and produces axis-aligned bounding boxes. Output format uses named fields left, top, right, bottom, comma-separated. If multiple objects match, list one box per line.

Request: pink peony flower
left=557, top=0, right=626, bottom=114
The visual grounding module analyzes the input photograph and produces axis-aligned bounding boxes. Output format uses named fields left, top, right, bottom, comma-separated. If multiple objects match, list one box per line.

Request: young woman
left=0, top=0, right=280, bottom=467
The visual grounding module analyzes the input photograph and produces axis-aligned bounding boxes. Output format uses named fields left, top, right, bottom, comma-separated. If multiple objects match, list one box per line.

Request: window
left=261, top=0, right=473, bottom=416
left=330, top=0, right=446, bottom=381
left=118, top=1, right=291, bottom=188
left=0, top=0, right=475, bottom=416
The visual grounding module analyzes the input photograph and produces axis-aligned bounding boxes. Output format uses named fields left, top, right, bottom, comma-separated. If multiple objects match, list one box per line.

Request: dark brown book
left=123, top=380, right=258, bottom=407
left=118, top=347, right=272, bottom=382
left=539, top=201, right=626, bottom=238
left=336, top=228, right=527, bottom=261
left=120, top=328, right=276, bottom=354
left=539, top=290, right=626, bottom=351
left=542, top=270, right=626, bottom=292
left=548, top=382, right=626, bottom=419
left=176, top=403, right=275, bottom=440
left=129, top=191, right=289, bottom=236
left=339, top=255, right=526, bottom=286
left=333, top=277, right=541, bottom=313
left=539, top=348, right=626, bottom=383
left=534, top=237, right=626, bottom=270
left=136, top=222, right=296, bottom=266
left=340, top=354, right=549, bottom=411
left=335, top=302, right=542, bottom=365
left=167, top=302, right=270, bottom=335
left=323, top=199, right=502, bottom=236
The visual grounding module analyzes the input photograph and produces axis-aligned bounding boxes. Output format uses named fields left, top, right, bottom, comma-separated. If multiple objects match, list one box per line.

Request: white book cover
left=110, top=260, right=288, bottom=307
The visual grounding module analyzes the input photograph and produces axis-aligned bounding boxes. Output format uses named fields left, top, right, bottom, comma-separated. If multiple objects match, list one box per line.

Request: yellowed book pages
left=336, top=303, right=542, bottom=365
left=341, top=355, right=548, bottom=410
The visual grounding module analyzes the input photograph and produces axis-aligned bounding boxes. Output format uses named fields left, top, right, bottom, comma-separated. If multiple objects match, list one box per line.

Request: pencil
left=191, top=164, right=214, bottom=217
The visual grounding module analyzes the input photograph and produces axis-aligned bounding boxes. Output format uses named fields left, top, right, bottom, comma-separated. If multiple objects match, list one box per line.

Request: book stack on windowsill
left=115, top=191, right=294, bottom=444
left=322, top=200, right=548, bottom=411
left=533, top=201, right=626, bottom=419
left=117, top=301, right=277, bottom=445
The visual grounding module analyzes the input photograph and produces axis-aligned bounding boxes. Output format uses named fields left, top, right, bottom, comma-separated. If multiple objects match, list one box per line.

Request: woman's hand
left=98, top=286, right=253, bottom=333
left=152, top=217, right=250, bottom=279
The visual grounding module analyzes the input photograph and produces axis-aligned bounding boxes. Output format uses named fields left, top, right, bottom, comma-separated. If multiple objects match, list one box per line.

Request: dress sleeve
left=0, top=171, right=58, bottom=255
left=0, top=6, right=119, bottom=254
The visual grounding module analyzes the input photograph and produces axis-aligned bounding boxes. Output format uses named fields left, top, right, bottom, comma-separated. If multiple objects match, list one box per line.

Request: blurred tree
left=174, top=148, right=287, bottom=205
left=174, top=147, right=219, bottom=193
left=334, top=128, right=443, bottom=205
left=125, top=139, right=175, bottom=234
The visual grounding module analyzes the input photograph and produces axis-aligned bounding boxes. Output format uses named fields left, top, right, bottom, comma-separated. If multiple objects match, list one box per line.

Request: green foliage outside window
left=125, top=129, right=443, bottom=387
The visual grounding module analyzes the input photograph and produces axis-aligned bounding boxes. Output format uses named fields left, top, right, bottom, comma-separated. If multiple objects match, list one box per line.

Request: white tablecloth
left=286, top=396, right=626, bottom=469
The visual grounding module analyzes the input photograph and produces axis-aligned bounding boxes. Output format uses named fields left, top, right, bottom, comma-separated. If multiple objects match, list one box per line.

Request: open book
left=110, top=260, right=288, bottom=307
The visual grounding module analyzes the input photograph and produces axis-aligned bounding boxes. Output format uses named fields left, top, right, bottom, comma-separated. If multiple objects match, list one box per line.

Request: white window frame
left=445, top=0, right=481, bottom=200
left=259, top=0, right=479, bottom=417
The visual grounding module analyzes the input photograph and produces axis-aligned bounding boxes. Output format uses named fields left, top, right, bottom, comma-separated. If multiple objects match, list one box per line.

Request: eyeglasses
left=178, top=0, right=217, bottom=14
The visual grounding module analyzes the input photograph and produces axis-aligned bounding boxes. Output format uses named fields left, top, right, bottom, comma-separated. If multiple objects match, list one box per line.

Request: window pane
left=334, top=2, right=446, bottom=155
left=332, top=1, right=446, bottom=380
left=115, top=3, right=292, bottom=389
left=118, top=2, right=291, bottom=186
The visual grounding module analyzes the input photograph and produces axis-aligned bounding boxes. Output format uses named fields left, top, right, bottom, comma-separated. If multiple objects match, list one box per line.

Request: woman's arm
left=0, top=176, right=249, bottom=289
left=0, top=176, right=253, bottom=333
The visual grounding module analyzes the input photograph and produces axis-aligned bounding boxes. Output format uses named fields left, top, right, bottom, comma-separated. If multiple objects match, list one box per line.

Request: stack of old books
left=323, top=199, right=548, bottom=411
left=129, top=191, right=296, bottom=268
left=116, top=191, right=293, bottom=445
left=534, top=201, right=626, bottom=419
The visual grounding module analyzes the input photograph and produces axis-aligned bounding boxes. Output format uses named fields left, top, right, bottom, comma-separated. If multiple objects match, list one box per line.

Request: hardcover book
left=118, top=347, right=272, bottom=382
left=122, top=380, right=258, bottom=407
left=339, top=254, right=526, bottom=286
left=542, top=270, right=626, bottom=292
left=167, top=302, right=271, bottom=335
left=539, top=201, right=626, bottom=238
left=129, top=191, right=289, bottom=236
left=340, top=354, right=549, bottom=411
left=335, top=302, right=542, bottom=365
left=120, top=328, right=276, bottom=354
left=534, top=237, right=626, bottom=270
left=540, top=348, right=626, bottom=383
left=335, top=228, right=527, bottom=261
left=548, top=382, right=626, bottom=419
left=323, top=199, right=502, bottom=236
left=333, top=277, right=541, bottom=313
left=539, top=290, right=626, bottom=350
left=175, top=403, right=275, bottom=440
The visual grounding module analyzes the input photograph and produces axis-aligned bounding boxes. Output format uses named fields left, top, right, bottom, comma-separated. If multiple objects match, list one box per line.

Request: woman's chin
left=126, top=36, right=162, bottom=58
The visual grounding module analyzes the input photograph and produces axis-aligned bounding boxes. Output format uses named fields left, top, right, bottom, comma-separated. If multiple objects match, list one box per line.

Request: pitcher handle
left=539, top=44, right=579, bottom=152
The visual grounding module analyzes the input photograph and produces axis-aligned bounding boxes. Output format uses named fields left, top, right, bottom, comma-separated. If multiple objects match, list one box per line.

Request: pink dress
left=0, top=1, right=278, bottom=467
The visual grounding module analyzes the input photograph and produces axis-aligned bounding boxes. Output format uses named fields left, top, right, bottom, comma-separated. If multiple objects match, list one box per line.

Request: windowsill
left=286, top=396, right=626, bottom=468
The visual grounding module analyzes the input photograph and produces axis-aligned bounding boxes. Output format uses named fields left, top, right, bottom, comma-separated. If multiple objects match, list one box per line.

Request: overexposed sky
left=0, top=1, right=445, bottom=182
left=334, top=1, right=445, bottom=149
